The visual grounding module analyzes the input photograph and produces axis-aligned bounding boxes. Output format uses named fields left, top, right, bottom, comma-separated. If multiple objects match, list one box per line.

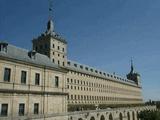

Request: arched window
left=137, top=111, right=139, bottom=120
left=119, top=113, right=123, bottom=120
left=109, top=114, right=113, bottom=120
left=78, top=118, right=83, bottom=120
left=132, top=111, right=135, bottom=120
left=90, top=116, right=95, bottom=120
left=100, top=115, right=105, bottom=120
left=127, top=112, right=130, bottom=120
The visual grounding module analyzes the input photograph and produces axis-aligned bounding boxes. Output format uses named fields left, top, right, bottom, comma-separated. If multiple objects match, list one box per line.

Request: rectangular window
left=21, top=71, right=27, bottom=84
left=35, top=46, right=38, bottom=51
left=1, top=104, right=8, bottom=116
left=4, top=68, right=11, bottom=82
left=19, top=103, right=25, bottom=116
left=34, top=103, right=39, bottom=114
left=55, top=76, right=59, bottom=87
left=35, top=73, right=40, bottom=85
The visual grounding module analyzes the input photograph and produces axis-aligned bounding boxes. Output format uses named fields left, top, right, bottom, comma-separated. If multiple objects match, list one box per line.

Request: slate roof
left=0, top=42, right=62, bottom=71
left=66, top=60, right=138, bottom=86
left=0, top=42, right=139, bottom=87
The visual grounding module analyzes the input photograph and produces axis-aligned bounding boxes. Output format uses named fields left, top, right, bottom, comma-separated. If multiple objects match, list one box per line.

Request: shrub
left=138, top=110, right=160, bottom=120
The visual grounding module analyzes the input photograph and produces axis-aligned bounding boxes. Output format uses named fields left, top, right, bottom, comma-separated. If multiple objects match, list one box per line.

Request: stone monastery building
left=0, top=16, right=143, bottom=118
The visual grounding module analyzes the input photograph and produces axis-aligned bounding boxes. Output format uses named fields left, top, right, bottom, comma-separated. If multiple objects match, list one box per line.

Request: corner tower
left=126, top=59, right=141, bottom=86
left=32, top=19, right=67, bottom=66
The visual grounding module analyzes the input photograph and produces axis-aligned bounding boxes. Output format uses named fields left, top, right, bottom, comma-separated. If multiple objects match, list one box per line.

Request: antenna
left=46, top=0, right=55, bottom=34
left=48, top=0, right=53, bottom=20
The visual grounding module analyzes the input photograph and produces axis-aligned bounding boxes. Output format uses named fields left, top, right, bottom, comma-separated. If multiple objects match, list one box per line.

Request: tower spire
left=46, top=0, right=55, bottom=35
left=130, top=57, right=134, bottom=73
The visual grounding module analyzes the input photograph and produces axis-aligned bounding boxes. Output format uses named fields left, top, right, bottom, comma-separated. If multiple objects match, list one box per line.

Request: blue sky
left=0, top=0, right=160, bottom=101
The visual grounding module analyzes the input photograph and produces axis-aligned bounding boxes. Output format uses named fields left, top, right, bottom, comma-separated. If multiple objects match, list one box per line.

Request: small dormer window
left=80, top=65, right=83, bottom=69
left=67, top=61, right=70, bottom=65
left=85, top=67, right=88, bottom=70
left=28, top=50, right=36, bottom=59
left=0, top=42, right=8, bottom=53
left=74, top=64, right=77, bottom=67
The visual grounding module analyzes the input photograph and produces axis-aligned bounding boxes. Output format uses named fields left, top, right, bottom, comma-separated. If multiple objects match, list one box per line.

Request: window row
left=35, top=44, right=65, bottom=53
left=3, top=68, right=59, bottom=87
left=67, top=78, right=138, bottom=90
left=52, top=44, right=65, bottom=52
left=68, top=95, right=142, bottom=102
left=67, top=72, right=133, bottom=86
left=67, top=85, right=141, bottom=96
left=0, top=103, right=39, bottom=117
left=52, top=52, right=65, bottom=58
left=67, top=66, right=131, bottom=84
left=67, top=78, right=139, bottom=93
left=52, top=59, right=65, bottom=66
left=4, top=68, right=40, bottom=85
left=67, top=78, right=114, bottom=88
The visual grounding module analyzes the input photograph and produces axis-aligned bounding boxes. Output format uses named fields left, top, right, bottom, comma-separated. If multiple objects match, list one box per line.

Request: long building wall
left=67, top=69, right=143, bottom=110
left=0, top=17, right=144, bottom=118
left=30, top=18, right=144, bottom=111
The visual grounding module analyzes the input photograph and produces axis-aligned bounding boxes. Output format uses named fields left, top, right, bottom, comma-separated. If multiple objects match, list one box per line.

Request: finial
left=46, top=0, right=55, bottom=35
left=130, top=57, right=134, bottom=73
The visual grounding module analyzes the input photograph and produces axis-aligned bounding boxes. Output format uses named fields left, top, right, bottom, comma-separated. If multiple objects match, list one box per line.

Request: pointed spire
left=46, top=20, right=54, bottom=33
left=130, top=58, right=134, bottom=74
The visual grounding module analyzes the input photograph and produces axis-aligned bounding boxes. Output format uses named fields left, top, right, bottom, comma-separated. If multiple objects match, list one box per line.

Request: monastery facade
left=0, top=18, right=143, bottom=118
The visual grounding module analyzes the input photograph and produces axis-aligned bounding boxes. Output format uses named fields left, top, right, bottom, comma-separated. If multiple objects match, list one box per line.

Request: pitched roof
left=66, top=60, right=138, bottom=87
left=0, top=42, right=64, bottom=71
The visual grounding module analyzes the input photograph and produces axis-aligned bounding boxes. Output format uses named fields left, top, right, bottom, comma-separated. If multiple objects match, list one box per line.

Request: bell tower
left=32, top=0, right=67, bottom=66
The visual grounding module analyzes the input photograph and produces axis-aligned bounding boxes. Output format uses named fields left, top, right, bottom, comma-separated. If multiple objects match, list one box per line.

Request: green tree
left=138, top=110, right=160, bottom=120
